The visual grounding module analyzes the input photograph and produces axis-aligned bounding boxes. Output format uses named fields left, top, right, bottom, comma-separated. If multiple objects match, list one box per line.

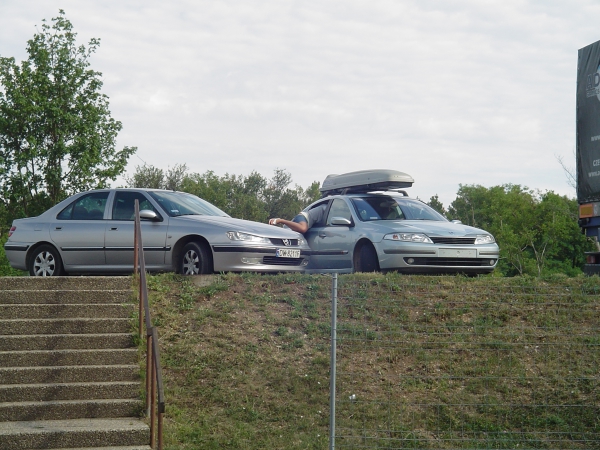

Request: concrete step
left=0, top=381, right=139, bottom=403
left=0, top=304, right=132, bottom=319
left=0, top=418, right=149, bottom=449
left=0, top=365, right=139, bottom=385
left=0, top=290, right=132, bottom=304
left=0, top=333, right=135, bottom=352
left=0, top=318, right=132, bottom=335
left=0, top=398, right=143, bottom=422
left=0, top=276, right=132, bottom=291
left=0, top=349, right=138, bottom=367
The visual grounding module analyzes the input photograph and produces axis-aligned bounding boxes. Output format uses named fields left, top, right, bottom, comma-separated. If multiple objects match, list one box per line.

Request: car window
left=57, top=192, right=109, bottom=220
left=351, top=196, right=445, bottom=222
left=149, top=191, right=229, bottom=217
left=327, top=199, right=352, bottom=225
left=112, top=191, right=160, bottom=221
left=351, top=197, right=404, bottom=221
left=397, top=200, right=446, bottom=221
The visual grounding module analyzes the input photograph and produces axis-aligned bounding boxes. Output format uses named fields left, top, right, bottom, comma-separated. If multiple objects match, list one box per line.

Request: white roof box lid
left=320, top=169, right=414, bottom=195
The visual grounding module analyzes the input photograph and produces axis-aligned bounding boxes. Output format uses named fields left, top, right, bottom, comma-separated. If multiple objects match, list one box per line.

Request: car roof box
left=320, top=169, right=414, bottom=196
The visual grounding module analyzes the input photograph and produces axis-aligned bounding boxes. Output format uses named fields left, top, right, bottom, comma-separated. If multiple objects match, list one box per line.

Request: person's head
left=380, top=200, right=396, bottom=218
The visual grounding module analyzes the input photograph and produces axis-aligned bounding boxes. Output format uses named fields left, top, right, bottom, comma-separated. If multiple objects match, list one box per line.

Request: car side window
left=57, top=192, right=109, bottom=220
left=306, top=201, right=330, bottom=227
left=327, top=199, right=352, bottom=225
left=112, top=192, right=159, bottom=221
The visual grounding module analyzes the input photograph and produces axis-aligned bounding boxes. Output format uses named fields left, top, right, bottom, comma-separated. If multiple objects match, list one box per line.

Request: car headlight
left=297, top=237, right=306, bottom=246
left=475, top=234, right=495, bottom=244
left=226, top=231, right=271, bottom=245
left=384, top=233, right=433, bottom=243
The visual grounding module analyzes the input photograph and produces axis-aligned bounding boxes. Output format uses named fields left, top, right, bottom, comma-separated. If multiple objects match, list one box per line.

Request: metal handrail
left=134, top=200, right=165, bottom=450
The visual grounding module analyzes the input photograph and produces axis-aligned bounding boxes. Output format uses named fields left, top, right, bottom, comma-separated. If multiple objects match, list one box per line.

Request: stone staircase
left=0, top=276, right=151, bottom=450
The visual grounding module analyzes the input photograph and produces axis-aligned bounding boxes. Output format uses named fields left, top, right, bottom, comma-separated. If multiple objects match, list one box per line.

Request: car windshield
left=351, top=196, right=447, bottom=222
left=149, top=191, right=230, bottom=217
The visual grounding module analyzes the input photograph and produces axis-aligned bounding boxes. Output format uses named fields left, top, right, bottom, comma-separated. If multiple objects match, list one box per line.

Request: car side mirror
left=330, top=217, right=353, bottom=226
left=140, top=209, right=160, bottom=221
left=451, top=219, right=462, bottom=224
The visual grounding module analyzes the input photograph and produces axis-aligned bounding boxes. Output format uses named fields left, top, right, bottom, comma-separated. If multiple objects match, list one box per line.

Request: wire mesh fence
left=330, top=275, right=600, bottom=449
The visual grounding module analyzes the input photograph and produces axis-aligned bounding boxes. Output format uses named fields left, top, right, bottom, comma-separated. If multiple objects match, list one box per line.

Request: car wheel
left=180, top=242, right=212, bottom=275
left=29, top=245, right=64, bottom=277
left=354, top=242, right=379, bottom=273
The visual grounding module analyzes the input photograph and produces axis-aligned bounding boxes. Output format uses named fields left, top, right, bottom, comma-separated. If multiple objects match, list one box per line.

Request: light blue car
left=302, top=170, right=499, bottom=274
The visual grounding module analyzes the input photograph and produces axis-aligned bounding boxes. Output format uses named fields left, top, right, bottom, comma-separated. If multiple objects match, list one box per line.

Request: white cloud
left=0, top=0, right=597, bottom=207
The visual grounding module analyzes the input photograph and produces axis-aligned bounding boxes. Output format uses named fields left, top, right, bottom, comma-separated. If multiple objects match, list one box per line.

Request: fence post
left=329, top=273, right=338, bottom=450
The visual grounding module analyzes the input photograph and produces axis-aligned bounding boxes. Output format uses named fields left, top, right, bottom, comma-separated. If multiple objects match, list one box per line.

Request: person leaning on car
left=268, top=204, right=327, bottom=234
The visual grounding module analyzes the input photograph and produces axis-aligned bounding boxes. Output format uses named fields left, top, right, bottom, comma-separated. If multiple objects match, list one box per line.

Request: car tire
left=29, top=244, right=64, bottom=277
left=180, top=242, right=212, bottom=275
left=354, top=242, right=379, bottom=273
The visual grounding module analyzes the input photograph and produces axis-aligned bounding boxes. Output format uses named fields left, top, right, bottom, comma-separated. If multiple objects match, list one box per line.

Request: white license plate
left=439, top=249, right=476, bottom=258
left=276, top=248, right=301, bottom=258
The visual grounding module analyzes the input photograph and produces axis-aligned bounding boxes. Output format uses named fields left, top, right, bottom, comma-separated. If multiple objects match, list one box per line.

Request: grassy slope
left=145, top=273, right=600, bottom=449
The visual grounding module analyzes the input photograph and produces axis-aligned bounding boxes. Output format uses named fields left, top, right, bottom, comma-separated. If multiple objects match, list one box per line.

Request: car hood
left=173, top=215, right=304, bottom=239
left=376, top=220, right=492, bottom=237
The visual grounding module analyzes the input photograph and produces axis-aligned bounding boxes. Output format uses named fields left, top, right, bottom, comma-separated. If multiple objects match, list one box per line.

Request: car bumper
left=211, top=245, right=310, bottom=272
left=3, top=242, right=31, bottom=271
left=377, top=242, right=499, bottom=273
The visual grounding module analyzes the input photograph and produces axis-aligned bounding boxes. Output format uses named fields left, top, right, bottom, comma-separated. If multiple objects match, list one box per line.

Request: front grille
left=430, top=237, right=476, bottom=245
left=269, top=238, right=300, bottom=246
left=262, top=256, right=304, bottom=266
left=406, top=257, right=494, bottom=267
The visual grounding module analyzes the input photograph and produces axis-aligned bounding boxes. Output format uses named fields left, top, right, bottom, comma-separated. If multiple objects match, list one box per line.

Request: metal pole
left=329, top=273, right=338, bottom=450
left=158, top=412, right=164, bottom=450
left=146, top=333, right=153, bottom=416
left=150, top=346, right=157, bottom=449
left=135, top=200, right=142, bottom=334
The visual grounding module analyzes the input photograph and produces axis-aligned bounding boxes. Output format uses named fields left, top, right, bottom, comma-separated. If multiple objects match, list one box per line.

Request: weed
left=140, top=273, right=600, bottom=449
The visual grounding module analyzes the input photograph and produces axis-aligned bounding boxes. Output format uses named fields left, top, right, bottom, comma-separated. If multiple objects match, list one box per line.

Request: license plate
left=439, top=249, right=476, bottom=258
left=276, top=248, right=301, bottom=258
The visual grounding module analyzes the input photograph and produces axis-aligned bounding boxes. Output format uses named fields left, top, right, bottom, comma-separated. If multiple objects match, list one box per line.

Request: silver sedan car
left=4, top=189, right=310, bottom=276
left=303, top=192, right=499, bottom=274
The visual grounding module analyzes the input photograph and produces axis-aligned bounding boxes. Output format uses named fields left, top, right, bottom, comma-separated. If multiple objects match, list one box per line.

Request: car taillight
left=587, top=255, right=597, bottom=264
left=7, top=226, right=15, bottom=238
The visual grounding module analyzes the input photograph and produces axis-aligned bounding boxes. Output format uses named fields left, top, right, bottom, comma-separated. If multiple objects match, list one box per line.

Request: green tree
left=426, top=194, right=446, bottom=216
left=262, top=169, right=320, bottom=220
left=164, top=163, right=188, bottom=191
left=531, top=192, right=591, bottom=276
left=0, top=10, right=135, bottom=222
left=125, top=163, right=164, bottom=189
left=126, top=163, right=188, bottom=191
left=449, top=184, right=594, bottom=276
left=299, top=181, right=322, bottom=206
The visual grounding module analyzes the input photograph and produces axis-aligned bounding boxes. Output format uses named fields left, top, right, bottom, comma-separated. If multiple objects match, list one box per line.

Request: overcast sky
left=1, top=0, right=598, bottom=207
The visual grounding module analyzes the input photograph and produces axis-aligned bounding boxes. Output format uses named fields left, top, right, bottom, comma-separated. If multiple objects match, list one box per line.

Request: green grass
left=141, top=272, right=600, bottom=449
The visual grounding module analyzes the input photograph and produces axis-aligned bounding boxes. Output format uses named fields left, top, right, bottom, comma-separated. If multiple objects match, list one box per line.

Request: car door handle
left=110, top=227, right=118, bottom=231
left=55, top=227, right=62, bottom=230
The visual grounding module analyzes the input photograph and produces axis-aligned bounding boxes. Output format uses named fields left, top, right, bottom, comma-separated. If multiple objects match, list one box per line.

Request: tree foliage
left=0, top=10, right=135, bottom=221
left=125, top=163, right=187, bottom=191
left=426, top=194, right=447, bottom=216
left=447, top=184, right=594, bottom=276
left=126, top=164, right=321, bottom=223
